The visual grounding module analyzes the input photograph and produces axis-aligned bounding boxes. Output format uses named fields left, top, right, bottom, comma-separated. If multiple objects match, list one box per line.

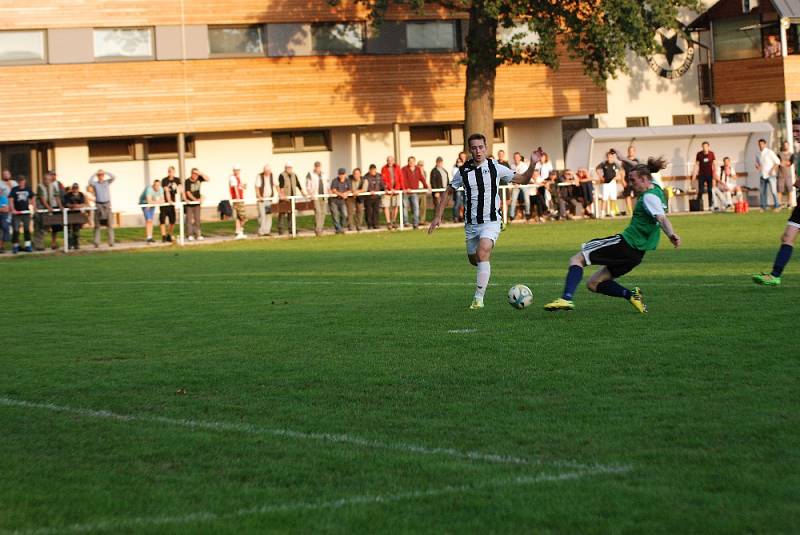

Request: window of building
left=493, top=123, right=505, bottom=143
left=208, top=25, right=264, bottom=56
left=721, top=112, right=751, bottom=123
left=411, top=122, right=504, bottom=146
left=406, top=21, right=457, bottom=51
left=272, top=130, right=331, bottom=152
left=0, top=30, right=47, bottom=64
left=146, top=136, right=195, bottom=159
left=672, top=114, right=696, bottom=125
left=93, top=28, right=154, bottom=60
left=626, top=116, right=650, bottom=127
left=712, top=15, right=761, bottom=61
left=312, top=23, right=364, bottom=54
left=410, top=125, right=452, bottom=146
left=88, top=138, right=135, bottom=162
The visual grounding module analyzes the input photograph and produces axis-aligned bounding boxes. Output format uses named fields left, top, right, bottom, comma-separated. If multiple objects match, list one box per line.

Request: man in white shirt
left=755, top=138, right=781, bottom=211
left=429, top=134, right=539, bottom=310
left=306, top=161, right=327, bottom=237
left=507, top=151, right=530, bottom=223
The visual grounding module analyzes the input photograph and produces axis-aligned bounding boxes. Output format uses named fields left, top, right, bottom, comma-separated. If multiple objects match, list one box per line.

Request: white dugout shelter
left=565, top=123, right=775, bottom=210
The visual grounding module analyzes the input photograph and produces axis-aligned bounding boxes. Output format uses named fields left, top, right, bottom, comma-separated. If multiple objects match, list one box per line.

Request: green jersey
left=622, top=185, right=667, bottom=251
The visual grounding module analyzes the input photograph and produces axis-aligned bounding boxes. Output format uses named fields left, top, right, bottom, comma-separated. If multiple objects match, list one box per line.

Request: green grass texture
left=1, top=211, right=798, bottom=534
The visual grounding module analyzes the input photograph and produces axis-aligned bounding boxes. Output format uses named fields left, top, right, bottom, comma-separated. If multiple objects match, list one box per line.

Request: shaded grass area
left=1, top=212, right=798, bottom=533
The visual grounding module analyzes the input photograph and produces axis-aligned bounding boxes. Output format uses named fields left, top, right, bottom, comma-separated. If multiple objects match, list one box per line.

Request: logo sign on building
left=647, top=28, right=695, bottom=79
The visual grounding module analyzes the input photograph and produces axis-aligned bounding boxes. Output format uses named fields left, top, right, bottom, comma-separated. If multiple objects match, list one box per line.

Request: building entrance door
left=0, top=143, right=54, bottom=187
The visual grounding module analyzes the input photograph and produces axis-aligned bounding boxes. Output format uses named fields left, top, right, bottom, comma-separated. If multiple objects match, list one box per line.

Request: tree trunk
left=464, top=2, right=498, bottom=155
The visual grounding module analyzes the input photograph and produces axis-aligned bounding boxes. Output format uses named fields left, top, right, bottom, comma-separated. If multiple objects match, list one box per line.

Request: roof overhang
left=565, top=123, right=774, bottom=183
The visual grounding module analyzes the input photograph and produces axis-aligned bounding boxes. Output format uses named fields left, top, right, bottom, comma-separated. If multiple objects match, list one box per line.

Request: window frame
left=311, top=22, right=365, bottom=55
left=208, top=24, right=266, bottom=58
left=405, top=20, right=458, bottom=52
left=88, top=138, right=136, bottom=163
left=410, top=124, right=453, bottom=147
left=0, top=29, right=48, bottom=66
left=145, top=136, right=196, bottom=160
left=272, top=130, right=332, bottom=153
left=672, top=114, right=696, bottom=125
left=626, top=116, right=650, bottom=127
left=721, top=112, right=751, bottom=123
left=711, top=15, right=762, bottom=62
left=93, top=27, right=155, bottom=62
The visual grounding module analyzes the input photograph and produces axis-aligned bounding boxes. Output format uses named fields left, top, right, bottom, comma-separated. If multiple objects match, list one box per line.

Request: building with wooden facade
left=690, top=0, right=800, bottom=146
left=0, top=0, right=607, bottom=220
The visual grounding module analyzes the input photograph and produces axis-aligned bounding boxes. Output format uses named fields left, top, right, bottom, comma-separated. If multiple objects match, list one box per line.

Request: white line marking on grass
left=73, top=279, right=737, bottom=288
left=0, top=397, right=619, bottom=471
left=78, top=280, right=478, bottom=287
left=6, top=466, right=631, bottom=535
left=447, top=329, right=477, bottom=334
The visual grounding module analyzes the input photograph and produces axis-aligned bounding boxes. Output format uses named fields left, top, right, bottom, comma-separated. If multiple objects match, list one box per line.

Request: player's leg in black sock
left=772, top=244, right=793, bottom=277
left=596, top=280, right=632, bottom=299
left=771, top=225, right=798, bottom=277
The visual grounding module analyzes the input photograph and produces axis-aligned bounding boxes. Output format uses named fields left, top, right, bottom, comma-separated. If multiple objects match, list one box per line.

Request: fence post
left=398, top=190, right=404, bottom=231
left=62, top=209, right=69, bottom=253
left=178, top=200, right=185, bottom=246
left=291, top=197, right=297, bottom=238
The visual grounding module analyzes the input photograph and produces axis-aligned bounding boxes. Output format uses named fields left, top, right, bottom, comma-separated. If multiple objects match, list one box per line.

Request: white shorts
left=465, top=221, right=501, bottom=255
left=601, top=182, right=618, bottom=201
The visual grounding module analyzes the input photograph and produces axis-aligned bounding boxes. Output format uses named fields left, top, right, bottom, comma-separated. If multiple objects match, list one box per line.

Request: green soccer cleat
left=469, top=298, right=484, bottom=310
left=543, top=297, right=574, bottom=311
left=752, top=273, right=781, bottom=286
left=628, top=287, right=647, bottom=314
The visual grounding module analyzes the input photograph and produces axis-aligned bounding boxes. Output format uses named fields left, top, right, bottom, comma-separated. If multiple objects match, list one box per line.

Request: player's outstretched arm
left=510, top=149, right=542, bottom=185
left=428, top=187, right=453, bottom=234
left=656, top=214, right=681, bottom=248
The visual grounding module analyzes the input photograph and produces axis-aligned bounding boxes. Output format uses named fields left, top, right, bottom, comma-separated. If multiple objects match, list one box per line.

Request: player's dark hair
left=758, top=138, right=767, bottom=144
left=467, top=133, right=487, bottom=146
left=646, top=156, right=667, bottom=174
left=631, top=164, right=652, bottom=180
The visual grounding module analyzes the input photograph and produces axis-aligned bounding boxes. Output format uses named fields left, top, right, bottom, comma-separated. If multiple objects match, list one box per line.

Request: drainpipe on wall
left=392, top=122, right=401, bottom=162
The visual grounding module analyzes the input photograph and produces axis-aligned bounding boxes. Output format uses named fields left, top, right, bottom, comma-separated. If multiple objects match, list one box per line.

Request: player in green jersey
left=544, top=158, right=681, bottom=313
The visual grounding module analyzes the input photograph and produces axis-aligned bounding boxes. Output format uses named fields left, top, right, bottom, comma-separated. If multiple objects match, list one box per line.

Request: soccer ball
left=508, top=284, right=533, bottom=309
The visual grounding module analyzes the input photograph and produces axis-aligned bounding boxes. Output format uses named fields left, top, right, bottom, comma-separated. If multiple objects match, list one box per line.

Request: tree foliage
left=333, top=0, right=700, bottom=83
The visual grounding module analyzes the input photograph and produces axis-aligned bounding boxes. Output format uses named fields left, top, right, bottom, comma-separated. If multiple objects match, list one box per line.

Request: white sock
left=475, top=261, right=491, bottom=300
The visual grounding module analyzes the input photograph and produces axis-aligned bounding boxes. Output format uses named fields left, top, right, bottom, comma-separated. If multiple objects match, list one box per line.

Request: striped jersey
left=450, top=158, right=515, bottom=224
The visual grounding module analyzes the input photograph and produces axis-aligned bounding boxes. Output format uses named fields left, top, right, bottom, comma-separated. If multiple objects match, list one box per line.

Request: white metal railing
left=8, top=206, right=98, bottom=253
left=13, top=182, right=609, bottom=252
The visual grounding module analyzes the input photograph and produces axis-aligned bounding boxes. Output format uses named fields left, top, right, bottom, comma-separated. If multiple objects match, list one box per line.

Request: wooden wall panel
left=0, top=0, right=456, bottom=29
left=0, top=54, right=605, bottom=142
left=783, top=55, right=800, bottom=102
left=712, top=57, right=786, bottom=105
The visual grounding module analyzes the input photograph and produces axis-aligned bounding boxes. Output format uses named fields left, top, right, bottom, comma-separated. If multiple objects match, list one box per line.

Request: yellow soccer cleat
left=469, top=298, right=484, bottom=310
left=628, top=287, right=647, bottom=314
left=543, top=297, right=574, bottom=311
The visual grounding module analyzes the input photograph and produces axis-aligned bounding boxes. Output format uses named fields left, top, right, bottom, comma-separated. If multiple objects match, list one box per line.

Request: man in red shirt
left=691, top=141, right=717, bottom=211
left=381, top=156, right=403, bottom=230
left=401, top=156, right=429, bottom=230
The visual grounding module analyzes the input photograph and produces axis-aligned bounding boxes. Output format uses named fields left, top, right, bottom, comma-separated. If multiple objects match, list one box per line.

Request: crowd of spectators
left=1, top=140, right=798, bottom=254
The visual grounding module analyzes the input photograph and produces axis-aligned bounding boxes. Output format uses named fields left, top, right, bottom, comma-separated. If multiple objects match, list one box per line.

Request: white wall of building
left=599, top=51, right=711, bottom=128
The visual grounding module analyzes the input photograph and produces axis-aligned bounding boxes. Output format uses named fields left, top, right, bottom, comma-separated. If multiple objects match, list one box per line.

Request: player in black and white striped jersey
left=428, top=133, right=541, bottom=309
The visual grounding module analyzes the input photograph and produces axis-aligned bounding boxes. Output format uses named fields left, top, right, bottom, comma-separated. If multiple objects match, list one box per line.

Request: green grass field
left=1, top=212, right=798, bottom=534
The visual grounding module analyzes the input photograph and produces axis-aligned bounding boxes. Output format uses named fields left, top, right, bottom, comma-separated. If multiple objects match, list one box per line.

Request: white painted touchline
left=448, top=329, right=478, bottom=334
left=0, top=397, right=621, bottom=472
left=6, top=466, right=631, bottom=535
